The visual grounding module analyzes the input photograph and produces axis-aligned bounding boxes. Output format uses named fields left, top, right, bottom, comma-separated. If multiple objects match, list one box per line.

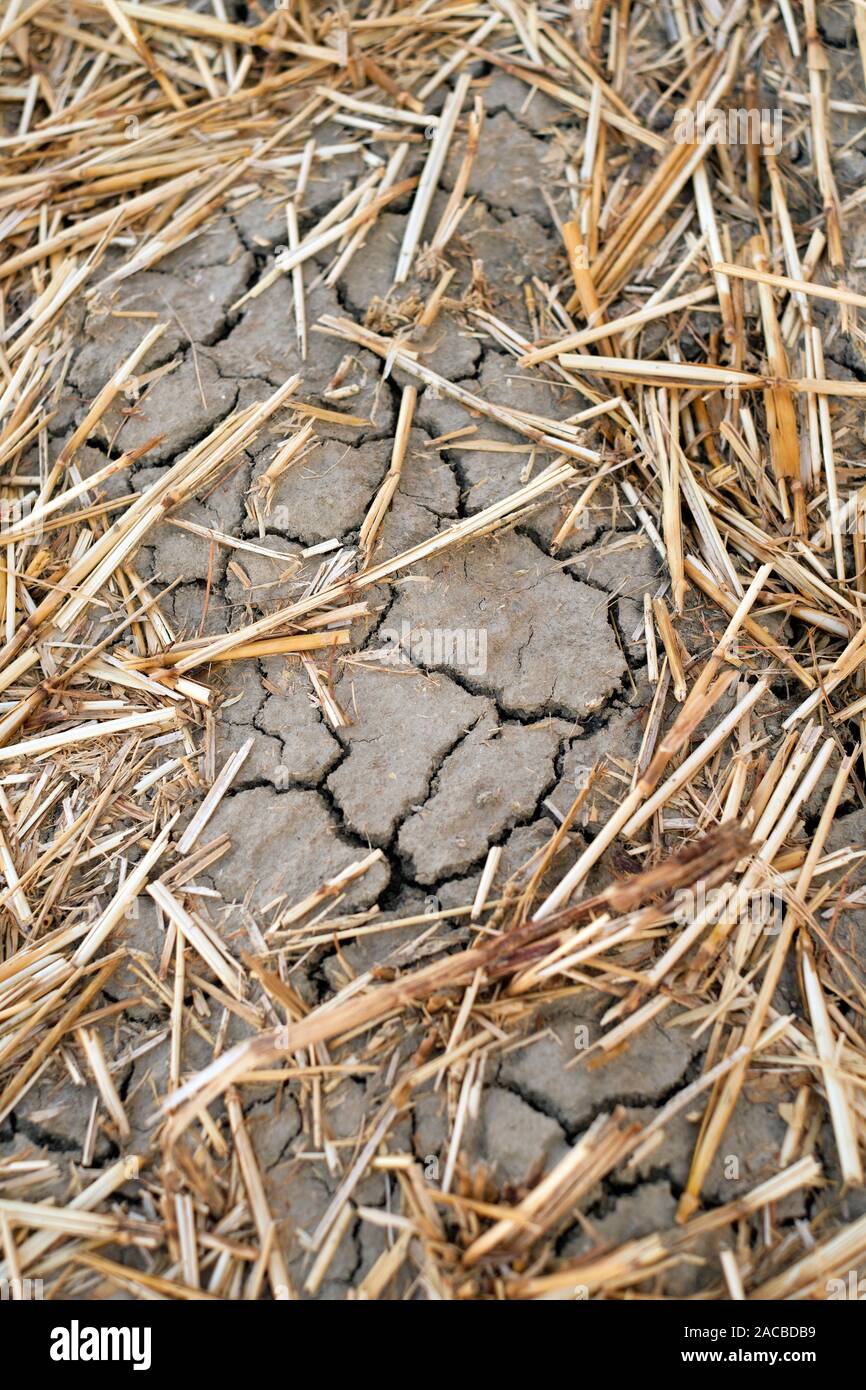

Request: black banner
left=2, top=1296, right=858, bottom=1377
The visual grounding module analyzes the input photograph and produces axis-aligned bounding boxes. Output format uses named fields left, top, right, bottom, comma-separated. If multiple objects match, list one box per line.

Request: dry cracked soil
left=9, top=40, right=866, bottom=1300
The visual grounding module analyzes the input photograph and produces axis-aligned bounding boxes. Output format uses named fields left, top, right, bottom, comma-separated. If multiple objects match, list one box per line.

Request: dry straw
left=0, top=0, right=864, bottom=1305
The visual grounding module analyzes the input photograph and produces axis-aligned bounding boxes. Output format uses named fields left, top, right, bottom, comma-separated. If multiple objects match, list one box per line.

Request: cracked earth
left=7, top=22, right=866, bottom=1300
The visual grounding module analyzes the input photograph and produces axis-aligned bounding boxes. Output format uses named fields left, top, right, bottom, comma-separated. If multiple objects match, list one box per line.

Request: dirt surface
left=4, top=1, right=866, bottom=1303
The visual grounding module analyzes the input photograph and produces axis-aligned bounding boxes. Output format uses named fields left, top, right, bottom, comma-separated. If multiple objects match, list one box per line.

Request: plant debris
left=1, top=0, right=866, bottom=1303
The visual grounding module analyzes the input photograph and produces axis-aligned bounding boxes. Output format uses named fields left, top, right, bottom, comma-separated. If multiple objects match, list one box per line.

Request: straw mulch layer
left=1, top=0, right=866, bottom=1300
